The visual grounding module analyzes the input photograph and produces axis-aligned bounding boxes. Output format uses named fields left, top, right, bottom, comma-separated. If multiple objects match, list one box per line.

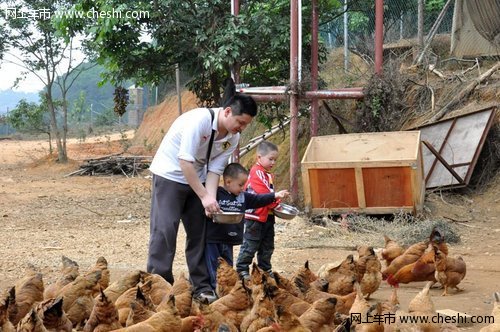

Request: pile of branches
left=68, top=155, right=152, bottom=177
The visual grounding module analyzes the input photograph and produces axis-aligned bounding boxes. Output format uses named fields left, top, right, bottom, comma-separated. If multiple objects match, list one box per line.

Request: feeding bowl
left=212, top=212, right=244, bottom=224
left=273, top=203, right=299, bottom=220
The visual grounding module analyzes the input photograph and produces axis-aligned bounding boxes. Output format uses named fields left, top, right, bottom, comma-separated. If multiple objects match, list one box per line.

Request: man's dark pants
left=147, top=175, right=211, bottom=295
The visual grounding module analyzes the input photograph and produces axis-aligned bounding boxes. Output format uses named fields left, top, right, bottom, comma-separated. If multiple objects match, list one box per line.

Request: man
left=147, top=93, right=257, bottom=303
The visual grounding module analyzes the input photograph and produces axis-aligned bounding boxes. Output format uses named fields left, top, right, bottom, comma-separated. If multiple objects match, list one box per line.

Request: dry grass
left=279, top=212, right=461, bottom=250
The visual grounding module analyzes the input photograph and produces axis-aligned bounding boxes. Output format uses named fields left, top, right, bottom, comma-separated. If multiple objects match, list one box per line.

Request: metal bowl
left=212, top=212, right=244, bottom=224
left=273, top=203, right=299, bottom=220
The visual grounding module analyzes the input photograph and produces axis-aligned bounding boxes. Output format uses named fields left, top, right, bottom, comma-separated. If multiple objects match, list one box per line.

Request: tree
left=54, top=0, right=332, bottom=108
left=6, top=99, right=53, bottom=151
left=0, top=0, right=89, bottom=162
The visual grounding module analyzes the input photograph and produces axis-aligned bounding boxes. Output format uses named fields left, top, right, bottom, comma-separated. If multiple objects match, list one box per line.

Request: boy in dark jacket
left=205, top=162, right=288, bottom=289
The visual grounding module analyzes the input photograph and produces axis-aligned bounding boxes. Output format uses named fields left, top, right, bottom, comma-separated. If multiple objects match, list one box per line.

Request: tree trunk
left=46, top=88, right=68, bottom=162
left=210, top=74, right=220, bottom=106
left=62, top=90, right=68, bottom=154
left=47, top=132, right=52, bottom=154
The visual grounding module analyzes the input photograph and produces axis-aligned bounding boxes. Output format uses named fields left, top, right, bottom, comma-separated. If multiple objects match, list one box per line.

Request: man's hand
left=202, top=194, right=221, bottom=214
left=275, top=190, right=290, bottom=199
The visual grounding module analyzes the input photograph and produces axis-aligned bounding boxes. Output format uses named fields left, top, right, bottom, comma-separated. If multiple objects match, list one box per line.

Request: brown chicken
left=103, top=270, right=142, bottom=304
left=358, top=248, right=382, bottom=300
left=116, top=284, right=155, bottom=326
left=83, top=288, right=121, bottom=332
left=387, top=228, right=449, bottom=287
left=44, top=256, right=79, bottom=300
left=381, top=235, right=405, bottom=267
left=348, top=283, right=371, bottom=329
left=298, top=297, right=337, bottom=332
left=125, top=296, right=156, bottom=327
left=382, top=241, right=428, bottom=280
left=84, top=257, right=110, bottom=298
left=60, top=270, right=102, bottom=328
left=240, top=275, right=277, bottom=332
left=479, top=292, right=500, bottom=332
left=273, top=280, right=311, bottom=317
left=395, top=281, right=440, bottom=332
left=291, top=261, right=318, bottom=287
left=16, top=308, right=47, bottom=332
left=216, top=257, right=239, bottom=298
left=191, top=300, right=238, bottom=332
left=35, top=297, right=72, bottom=332
left=433, top=247, right=466, bottom=296
left=210, top=278, right=253, bottom=328
left=294, top=274, right=330, bottom=304
left=114, top=294, right=182, bottom=332
left=11, top=265, right=44, bottom=325
left=180, top=315, right=205, bottom=332
left=273, top=272, right=300, bottom=297
left=139, top=272, right=172, bottom=306
left=356, top=246, right=374, bottom=281
left=318, top=255, right=357, bottom=295
left=168, top=273, right=192, bottom=318
left=275, top=305, right=311, bottom=332
left=0, top=294, right=15, bottom=332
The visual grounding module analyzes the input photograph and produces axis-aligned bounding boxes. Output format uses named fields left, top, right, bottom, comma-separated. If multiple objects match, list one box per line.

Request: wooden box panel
left=301, top=131, right=424, bottom=215
left=309, top=168, right=358, bottom=208
left=362, top=167, right=413, bottom=207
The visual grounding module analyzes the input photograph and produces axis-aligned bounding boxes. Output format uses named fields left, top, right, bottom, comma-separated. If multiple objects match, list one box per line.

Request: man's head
left=220, top=94, right=257, bottom=134
left=257, top=141, right=279, bottom=171
left=223, top=163, right=249, bottom=195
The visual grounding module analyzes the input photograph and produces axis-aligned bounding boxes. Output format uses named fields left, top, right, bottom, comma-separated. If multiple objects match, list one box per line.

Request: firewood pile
left=67, top=155, right=152, bottom=177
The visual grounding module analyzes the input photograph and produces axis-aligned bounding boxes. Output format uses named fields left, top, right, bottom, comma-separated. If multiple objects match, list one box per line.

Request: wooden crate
left=301, top=131, right=425, bottom=215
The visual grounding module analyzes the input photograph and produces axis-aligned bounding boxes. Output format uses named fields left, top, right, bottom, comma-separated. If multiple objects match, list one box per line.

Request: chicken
left=291, top=261, right=318, bottom=287
left=395, top=281, right=439, bottom=332
left=298, top=297, right=337, bottom=332
left=167, top=273, right=192, bottom=318
left=348, top=283, right=371, bottom=329
left=273, top=280, right=311, bottom=317
left=240, top=275, right=277, bottom=332
left=180, top=315, right=205, bottom=332
left=388, top=228, right=449, bottom=287
left=0, top=293, right=15, bottom=332
left=354, top=303, right=385, bottom=332
left=44, top=256, right=79, bottom=300
left=382, top=241, right=428, bottom=280
left=84, top=257, right=110, bottom=298
left=16, top=308, right=47, bottom=332
left=60, top=270, right=101, bottom=327
left=11, top=265, right=45, bottom=325
left=216, top=257, right=238, bottom=298
left=114, top=294, right=182, bottom=332
left=381, top=235, right=405, bottom=267
left=191, top=299, right=238, bottom=332
left=210, top=278, right=253, bottom=328
left=83, top=288, right=121, bottom=332
left=433, top=247, right=466, bottom=296
left=318, top=255, right=357, bottom=295
left=358, top=248, right=382, bottom=299
left=275, top=305, right=311, bottom=332
left=294, top=274, right=331, bottom=304
left=139, top=272, right=171, bottom=306
left=273, top=272, right=300, bottom=297
left=479, top=292, right=500, bottom=332
left=35, top=297, right=72, bottom=332
left=103, top=270, right=142, bottom=304
left=355, top=246, right=372, bottom=281
left=116, top=284, right=154, bottom=326
left=125, top=294, right=156, bottom=327
left=5, top=287, right=17, bottom=327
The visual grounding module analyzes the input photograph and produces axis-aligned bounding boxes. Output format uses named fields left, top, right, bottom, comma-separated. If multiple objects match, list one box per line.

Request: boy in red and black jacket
left=236, top=141, right=288, bottom=280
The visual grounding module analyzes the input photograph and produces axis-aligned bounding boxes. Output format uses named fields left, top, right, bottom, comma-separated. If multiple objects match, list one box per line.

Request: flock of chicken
left=0, top=227, right=498, bottom=331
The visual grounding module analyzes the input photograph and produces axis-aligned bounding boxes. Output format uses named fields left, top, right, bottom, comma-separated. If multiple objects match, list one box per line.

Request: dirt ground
left=1, top=134, right=499, bottom=330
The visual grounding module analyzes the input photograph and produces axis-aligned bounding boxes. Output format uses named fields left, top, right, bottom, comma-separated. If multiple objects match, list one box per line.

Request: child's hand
left=275, top=190, right=289, bottom=199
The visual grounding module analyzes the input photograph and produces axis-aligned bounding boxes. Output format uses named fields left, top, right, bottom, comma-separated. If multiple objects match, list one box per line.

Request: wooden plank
left=301, top=165, right=312, bottom=211
left=302, top=160, right=416, bottom=169
left=354, top=168, right=366, bottom=208
left=304, top=131, right=420, bottom=163
left=311, top=206, right=415, bottom=215
left=308, top=169, right=358, bottom=209
left=362, top=167, right=413, bottom=207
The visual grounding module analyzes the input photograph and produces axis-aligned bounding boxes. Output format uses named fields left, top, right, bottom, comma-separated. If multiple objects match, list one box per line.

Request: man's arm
left=179, top=159, right=220, bottom=213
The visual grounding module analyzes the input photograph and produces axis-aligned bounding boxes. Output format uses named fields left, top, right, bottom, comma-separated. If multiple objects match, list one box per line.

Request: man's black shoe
left=194, top=290, right=218, bottom=304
